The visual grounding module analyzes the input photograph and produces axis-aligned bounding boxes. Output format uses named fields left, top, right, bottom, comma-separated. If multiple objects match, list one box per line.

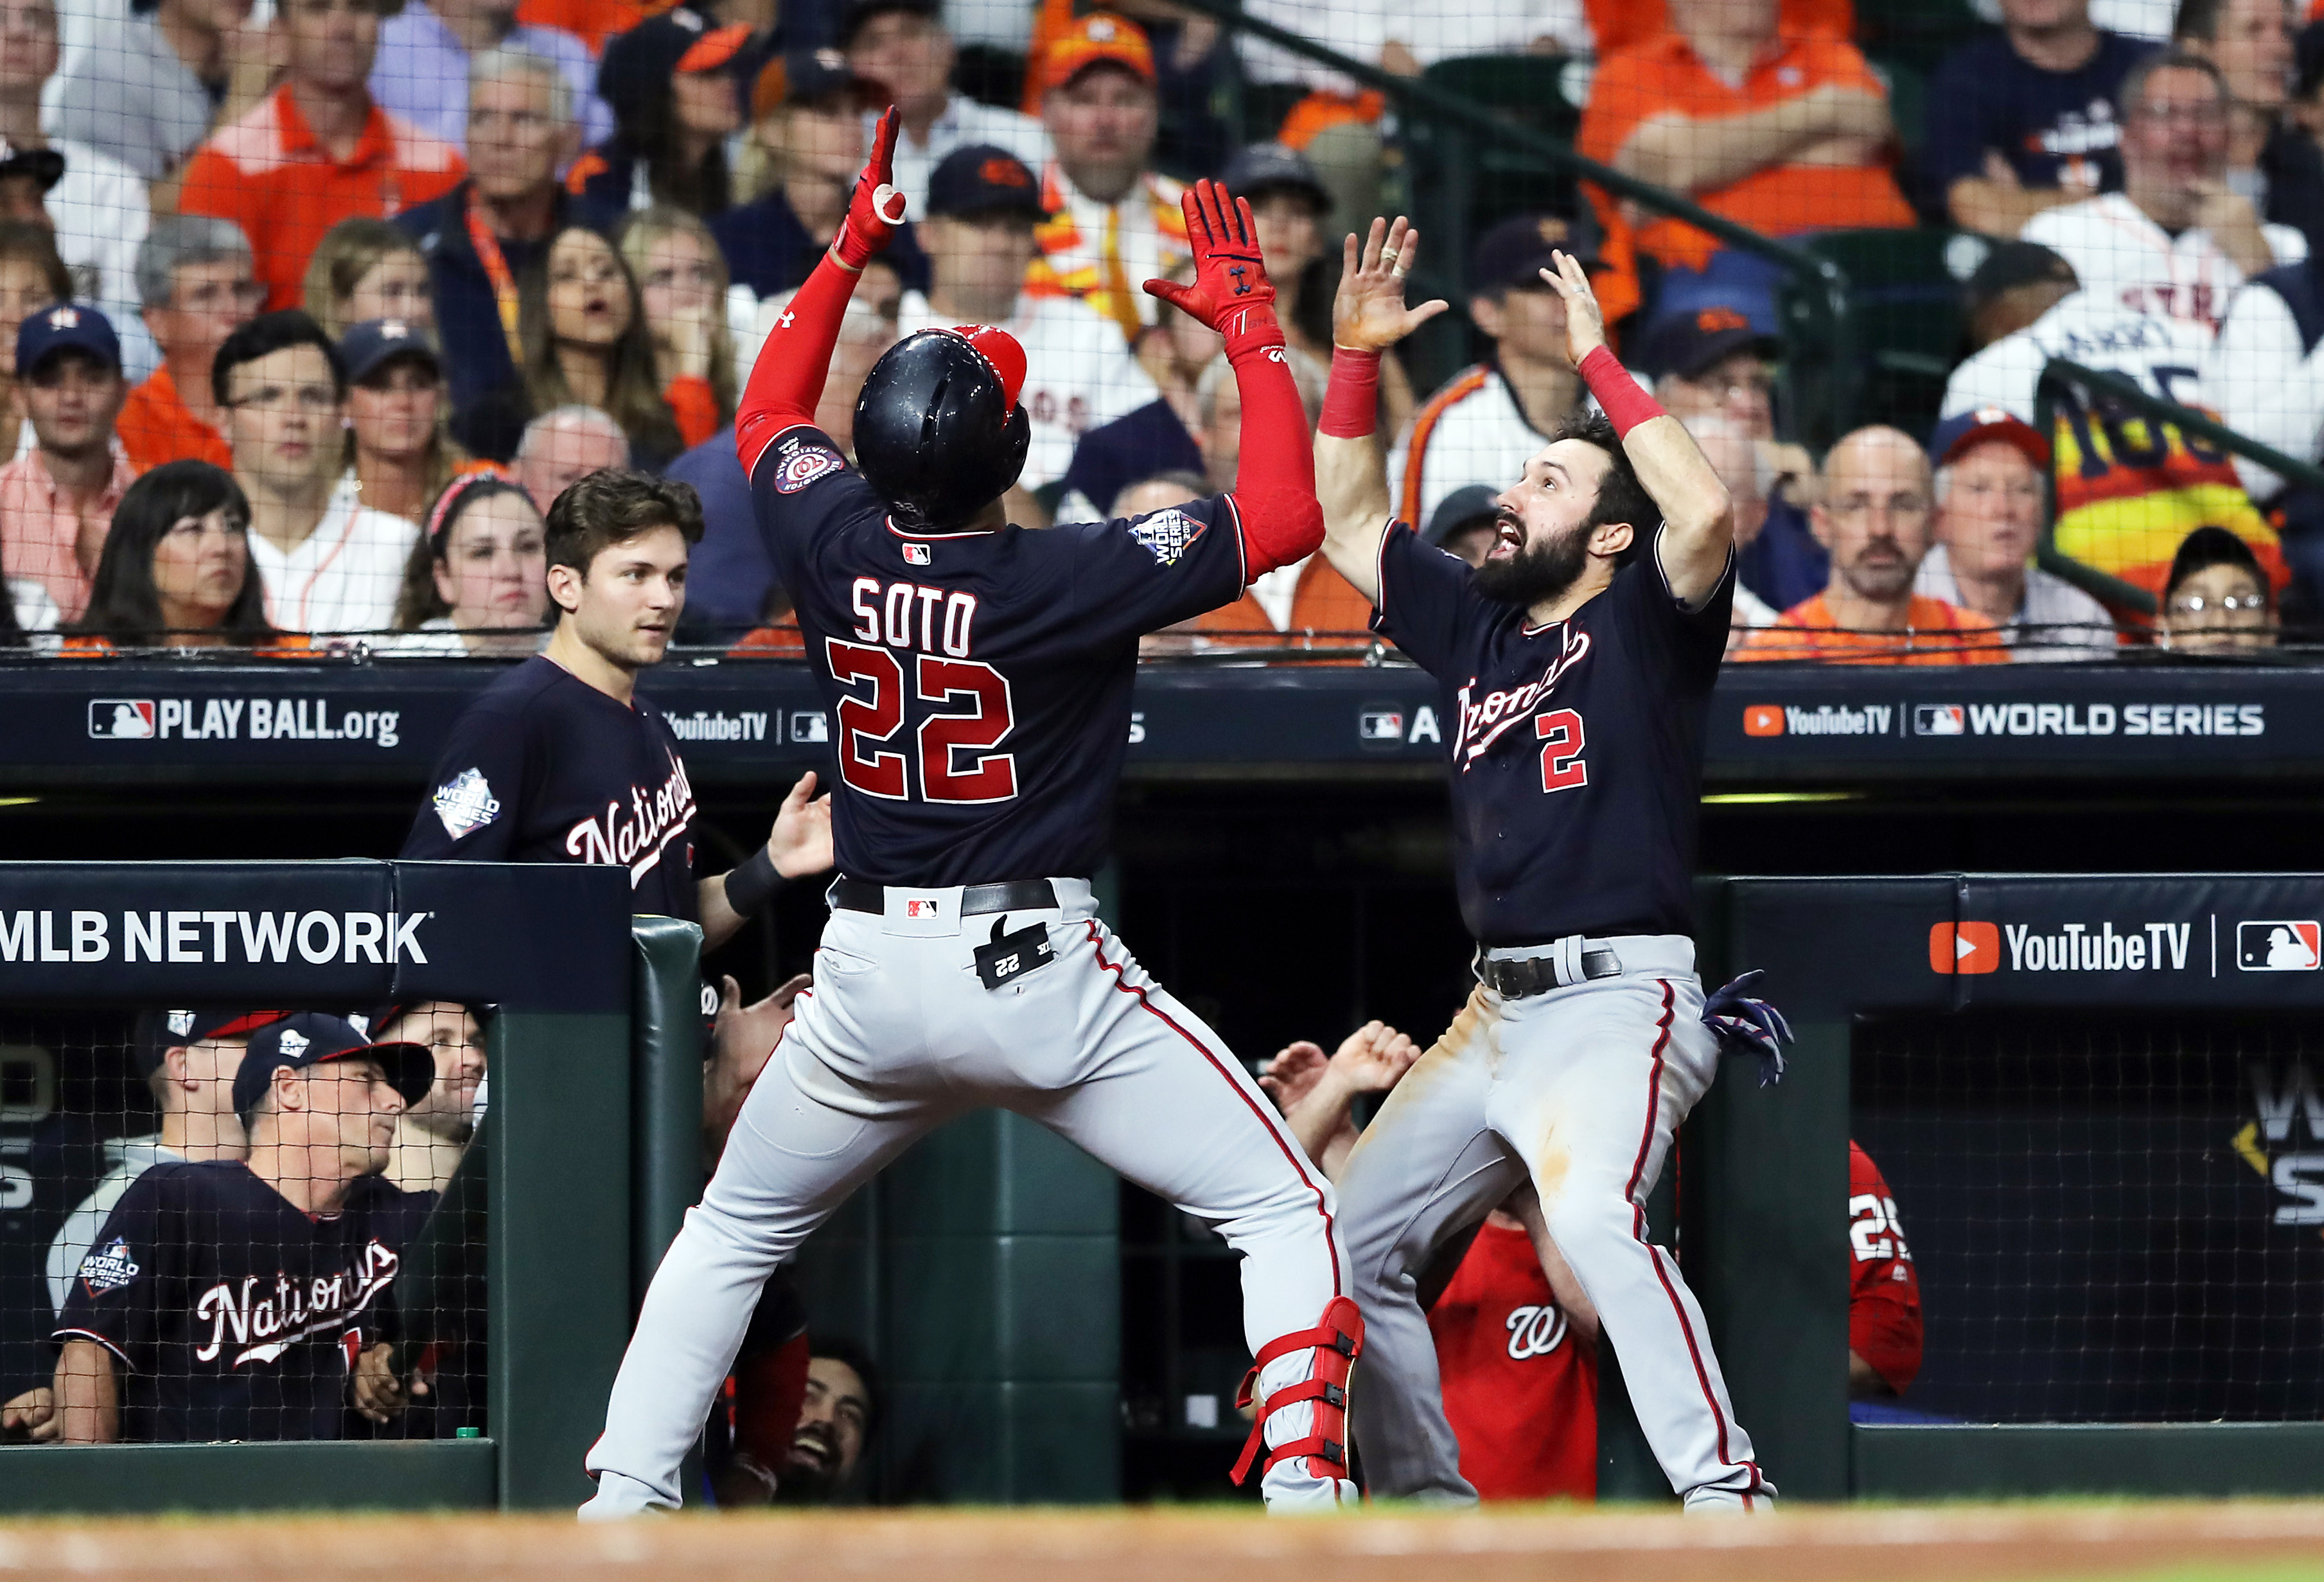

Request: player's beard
left=773, top=1424, right=847, bottom=1504
left=1474, top=516, right=1591, bottom=609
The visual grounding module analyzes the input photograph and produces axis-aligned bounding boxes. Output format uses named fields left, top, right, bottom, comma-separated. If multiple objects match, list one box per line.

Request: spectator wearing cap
left=369, top=0, right=610, bottom=153
left=1921, top=0, right=2147, bottom=236
left=395, top=46, right=583, bottom=424
left=1740, top=426, right=2009, bottom=665
left=900, top=143, right=1156, bottom=497
left=177, top=0, right=467, bottom=314
left=715, top=47, right=929, bottom=303
left=1422, top=482, right=1502, bottom=568
left=1965, top=240, right=2080, bottom=351
left=367, top=1002, right=486, bottom=1193
left=0, top=304, right=135, bottom=622
left=567, top=6, right=749, bottom=232
left=2160, top=522, right=2278, bottom=651
left=0, top=0, right=159, bottom=379
left=51, top=1012, right=436, bottom=1445
left=303, top=218, right=436, bottom=342
left=1917, top=407, right=2117, bottom=657
left=1639, top=305, right=1826, bottom=612
left=121, top=216, right=262, bottom=476
left=218, top=310, right=420, bottom=632
left=1391, top=213, right=1592, bottom=536
left=42, top=1009, right=285, bottom=1320
left=1024, top=12, right=1190, bottom=342
left=1577, top=0, right=1914, bottom=333
left=386, top=465, right=549, bottom=653
left=842, top=0, right=1050, bottom=220
left=2176, top=0, right=2324, bottom=262
left=2021, top=50, right=2305, bottom=333
left=51, top=0, right=268, bottom=184
left=343, top=318, right=464, bottom=525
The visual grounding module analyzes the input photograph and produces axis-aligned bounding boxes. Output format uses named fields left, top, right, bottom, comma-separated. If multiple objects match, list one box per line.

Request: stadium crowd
left=0, top=0, right=2301, bottom=657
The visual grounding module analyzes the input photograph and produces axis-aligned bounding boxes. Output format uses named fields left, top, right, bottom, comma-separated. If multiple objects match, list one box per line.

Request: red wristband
left=1319, top=347, right=1381, bottom=439
left=1579, top=345, right=1665, bottom=438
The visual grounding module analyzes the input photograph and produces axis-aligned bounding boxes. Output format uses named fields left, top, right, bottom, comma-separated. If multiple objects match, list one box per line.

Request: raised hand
left=1260, top=1039, right=1331, bottom=1113
left=1145, top=179, right=1276, bottom=338
left=831, top=107, right=907, bottom=270
left=766, top=769, right=832, bottom=879
left=1329, top=1019, right=1420, bottom=1094
left=1331, top=216, right=1449, bottom=355
left=1538, top=248, right=1608, bottom=369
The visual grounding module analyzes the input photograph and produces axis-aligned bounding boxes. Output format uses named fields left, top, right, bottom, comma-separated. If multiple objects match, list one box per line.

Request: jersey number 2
left=1536, top=708, right=1587, bottom=793
left=828, top=641, right=1019, bottom=804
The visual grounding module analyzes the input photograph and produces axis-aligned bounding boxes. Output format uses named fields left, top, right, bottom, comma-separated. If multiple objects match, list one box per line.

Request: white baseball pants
left=581, top=878, right=1353, bottom=1514
left=1336, top=936, right=1774, bottom=1510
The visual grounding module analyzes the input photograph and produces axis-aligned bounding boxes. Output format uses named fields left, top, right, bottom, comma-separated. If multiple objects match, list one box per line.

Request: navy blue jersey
left=400, top=655, right=699, bottom=921
left=1373, top=523, right=1733, bottom=946
left=748, top=424, right=1246, bottom=884
left=52, top=1161, right=421, bottom=1443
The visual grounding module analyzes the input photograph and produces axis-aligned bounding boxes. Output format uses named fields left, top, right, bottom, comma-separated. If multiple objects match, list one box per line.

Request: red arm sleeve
left=1223, top=327, right=1325, bottom=581
left=734, top=253, right=858, bottom=477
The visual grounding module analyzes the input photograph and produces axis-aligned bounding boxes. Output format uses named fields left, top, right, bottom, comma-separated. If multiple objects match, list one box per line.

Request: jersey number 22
left=829, top=640, right=1019, bottom=804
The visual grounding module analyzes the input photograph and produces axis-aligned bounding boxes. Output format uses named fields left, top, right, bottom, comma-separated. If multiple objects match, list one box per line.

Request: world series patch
left=432, top=766, right=501, bottom=839
left=775, top=446, right=845, bottom=494
left=78, top=1236, right=141, bottom=1294
left=1129, top=507, right=1202, bottom=567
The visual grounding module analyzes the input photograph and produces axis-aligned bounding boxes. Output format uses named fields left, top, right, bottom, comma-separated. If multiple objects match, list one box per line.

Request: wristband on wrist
left=1319, top=347, right=1382, bottom=439
left=1220, top=302, right=1287, bottom=363
left=1578, top=346, right=1666, bottom=438
left=724, top=845, right=787, bottom=915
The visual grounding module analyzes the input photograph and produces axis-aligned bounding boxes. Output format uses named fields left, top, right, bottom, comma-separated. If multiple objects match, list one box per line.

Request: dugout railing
left=0, top=861, right=699, bottom=1513
left=1703, top=873, right=2324, bottom=1499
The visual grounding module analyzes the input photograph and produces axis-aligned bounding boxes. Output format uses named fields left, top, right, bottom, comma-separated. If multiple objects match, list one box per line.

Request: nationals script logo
left=195, top=1240, right=400, bottom=1367
left=564, top=747, right=696, bottom=884
left=1452, top=626, right=1592, bottom=769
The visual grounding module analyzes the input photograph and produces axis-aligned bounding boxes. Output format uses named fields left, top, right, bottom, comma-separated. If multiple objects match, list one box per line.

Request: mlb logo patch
left=2239, top=920, right=2321, bottom=972
left=1359, top=710, right=1404, bottom=741
left=902, top=542, right=932, bottom=565
left=89, top=699, right=156, bottom=739
left=1915, top=704, right=1966, bottom=737
left=906, top=898, right=940, bottom=919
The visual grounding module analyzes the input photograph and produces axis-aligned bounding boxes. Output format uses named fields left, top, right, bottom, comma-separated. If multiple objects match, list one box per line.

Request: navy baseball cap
left=16, top=303, right=120, bottom=377
left=752, top=47, right=873, bottom=118
left=1425, top=484, right=1501, bottom=547
left=132, top=1007, right=290, bottom=1078
left=1467, top=211, right=1599, bottom=296
left=1217, top=142, right=1328, bottom=215
left=232, top=1011, right=436, bottom=1123
left=1964, top=239, right=2076, bottom=306
left=1634, top=304, right=1781, bottom=382
left=0, top=137, right=64, bottom=193
left=1930, top=405, right=2050, bottom=470
left=926, top=145, right=1046, bottom=221
left=340, top=318, right=440, bottom=386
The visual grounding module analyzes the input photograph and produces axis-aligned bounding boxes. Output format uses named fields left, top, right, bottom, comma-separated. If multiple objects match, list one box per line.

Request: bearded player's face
left=556, top=523, right=689, bottom=671
left=1475, top=438, right=1623, bottom=608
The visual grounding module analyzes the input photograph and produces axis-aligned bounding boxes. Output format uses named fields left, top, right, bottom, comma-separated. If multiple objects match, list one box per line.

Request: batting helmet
left=853, top=326, right=1030, bottom=531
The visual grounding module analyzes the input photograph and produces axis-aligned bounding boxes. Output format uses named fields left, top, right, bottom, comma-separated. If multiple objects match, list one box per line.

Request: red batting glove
left=829, top=106, right=906, bottom=271
left=1144, top=179, right=1285, bottom=362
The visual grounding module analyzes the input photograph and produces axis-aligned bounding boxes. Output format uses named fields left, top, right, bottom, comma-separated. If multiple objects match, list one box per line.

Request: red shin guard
left=1230, top=1296, right=1364, bottom=1485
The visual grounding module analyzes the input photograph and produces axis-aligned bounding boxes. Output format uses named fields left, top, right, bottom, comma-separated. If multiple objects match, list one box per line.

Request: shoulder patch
left=774, top=445, right=845, bottom=494
left=432, top=767, right=501, bottom=838
left=1128, top=507, right=1203, bottom=567
left=78, top=1236, right=141, bottom=1294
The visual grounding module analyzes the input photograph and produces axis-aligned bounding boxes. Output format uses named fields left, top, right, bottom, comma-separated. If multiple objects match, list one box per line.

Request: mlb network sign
left=1930, top=918, right=2319, bottom=975
left=0, top=910, right=433, bottom=965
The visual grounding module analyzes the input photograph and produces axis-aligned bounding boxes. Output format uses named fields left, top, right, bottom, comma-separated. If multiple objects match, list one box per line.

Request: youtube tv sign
left=1929, top=920, right=2000, bottom=974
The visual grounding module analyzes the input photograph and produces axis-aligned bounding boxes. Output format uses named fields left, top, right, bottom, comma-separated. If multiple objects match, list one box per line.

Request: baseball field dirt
left=4, top=1503, right=2323, bottom=1582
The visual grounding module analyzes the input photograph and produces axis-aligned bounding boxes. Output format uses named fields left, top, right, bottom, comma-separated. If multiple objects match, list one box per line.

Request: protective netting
left=0, top=1003, right=486, bottom=1445
left=0, top=0, right=2309, bottom=662
left=1853, top=1008, right=2324, bottom=1424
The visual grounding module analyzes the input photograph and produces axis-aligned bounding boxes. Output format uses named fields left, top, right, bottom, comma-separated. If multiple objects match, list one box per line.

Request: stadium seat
left=1778, top=227, right=1971, bottom=448
left=1854, top=0, right=1989, bottom=74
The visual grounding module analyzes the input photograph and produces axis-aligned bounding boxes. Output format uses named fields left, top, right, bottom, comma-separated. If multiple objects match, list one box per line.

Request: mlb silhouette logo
left=1930, top=921, right=2000, bottom=974
left=1359, top=710, right=1404, bottom=741
left=1743, top=704, right=1785, bottom=737
left=906, top=899, right=940, bottom=919
left=88, top=699, right=156, bottom=739
left=902, top=542, right=931, bottom=565
left=2238, top=920, right=2321, bottom=972
left=1915, top=705, right=1965, bottom=736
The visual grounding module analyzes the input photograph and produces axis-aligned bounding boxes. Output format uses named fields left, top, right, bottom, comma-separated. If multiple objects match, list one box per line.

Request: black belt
left=831, top=877, right=1059, bottom=917
left=1476, top=942, right=1623, bottom=999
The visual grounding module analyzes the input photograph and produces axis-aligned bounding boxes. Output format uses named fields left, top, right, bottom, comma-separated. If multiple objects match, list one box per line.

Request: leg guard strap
left=1229, top=1296, right=1364, bottom=1486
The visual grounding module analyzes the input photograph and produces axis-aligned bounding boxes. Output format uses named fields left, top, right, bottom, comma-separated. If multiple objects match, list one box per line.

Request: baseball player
left=582, top=110, right=1357, bottom=1516
left=1310, top=218, right=1770, bottom=1509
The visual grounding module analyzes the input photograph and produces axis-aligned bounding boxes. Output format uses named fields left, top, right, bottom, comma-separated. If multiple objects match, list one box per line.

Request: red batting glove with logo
left=1145, top=179, right=1286, bottom=363
left=830, top=107, right=906, bottom=272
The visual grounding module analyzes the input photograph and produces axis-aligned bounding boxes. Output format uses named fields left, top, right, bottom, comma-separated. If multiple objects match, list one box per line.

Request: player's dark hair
left=211, top=310, right=348, bottom=409
left=809, top=1333, right=884, bottom=1439
left=1554, top=411, right=1655, bottom=568
left=75, top=461, right=276, bottom=646
left=543, top=468, right=705, bottom=608
left=2165, top=525, right=2270, bottom=608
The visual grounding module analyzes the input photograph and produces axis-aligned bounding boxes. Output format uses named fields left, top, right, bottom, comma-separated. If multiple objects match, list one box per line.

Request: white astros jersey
left=2019, top=192, right=2307, bottom=335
